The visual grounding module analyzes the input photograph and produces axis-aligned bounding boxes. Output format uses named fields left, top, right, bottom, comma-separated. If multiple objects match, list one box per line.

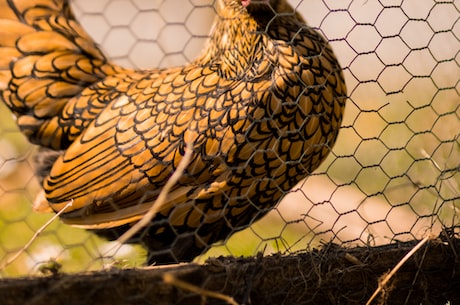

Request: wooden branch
left=0, top=235, right=459, bottom=305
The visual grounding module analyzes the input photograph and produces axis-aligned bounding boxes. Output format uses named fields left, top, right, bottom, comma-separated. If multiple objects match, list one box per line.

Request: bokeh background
left=0, top=0, right=458, bottom=277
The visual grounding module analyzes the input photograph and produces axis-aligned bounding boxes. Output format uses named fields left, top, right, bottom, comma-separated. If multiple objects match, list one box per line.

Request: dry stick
left=0, top=200, right=74, bottom=271
left=163, top=273, right=240, bottom=305
left=365, top=234, right=433, bottom=305
left=421, top=148, right=459, bottom=195
left=104, top=143, right=194, bottom=257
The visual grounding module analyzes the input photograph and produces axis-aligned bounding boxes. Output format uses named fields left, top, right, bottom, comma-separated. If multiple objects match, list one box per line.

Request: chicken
left=0, top=0, right=347, bottom=264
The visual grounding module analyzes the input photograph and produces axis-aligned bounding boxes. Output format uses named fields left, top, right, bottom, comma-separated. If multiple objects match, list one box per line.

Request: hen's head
left=230, top=0, right=296, bottom=25
left=216, top=0, right=299, bottom=35
left=244, top=0, right=297, bottom=28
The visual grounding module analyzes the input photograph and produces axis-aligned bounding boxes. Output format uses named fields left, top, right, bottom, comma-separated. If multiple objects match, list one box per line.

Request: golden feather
left=0, top=0, right=346, bottom=264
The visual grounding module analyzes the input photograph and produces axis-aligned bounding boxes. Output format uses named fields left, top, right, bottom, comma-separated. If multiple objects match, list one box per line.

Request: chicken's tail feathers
left=0, top=0, right=121, bottom=148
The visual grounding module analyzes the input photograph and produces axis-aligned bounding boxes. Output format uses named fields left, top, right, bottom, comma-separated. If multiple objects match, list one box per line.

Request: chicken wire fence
left=0, top=0, right=458, bottom=302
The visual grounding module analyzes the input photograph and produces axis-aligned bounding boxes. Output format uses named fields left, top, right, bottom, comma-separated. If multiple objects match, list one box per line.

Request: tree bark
left=0, top=235, right=459, bottom=305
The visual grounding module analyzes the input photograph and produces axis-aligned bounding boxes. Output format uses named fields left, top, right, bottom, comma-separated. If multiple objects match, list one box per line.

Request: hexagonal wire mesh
left=0, top=0, right=458, bottom=283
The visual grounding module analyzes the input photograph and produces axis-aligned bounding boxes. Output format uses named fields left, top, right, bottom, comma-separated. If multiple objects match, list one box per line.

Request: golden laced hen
left=0, top=0, right=346, bottom=264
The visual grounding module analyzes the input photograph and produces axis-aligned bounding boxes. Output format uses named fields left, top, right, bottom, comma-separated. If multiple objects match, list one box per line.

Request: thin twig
left=421, top=148, right=459, bottom=196
left=0, top=199, right=73, bottom=270
left=163, top=272, right=240, bottom=305
left=104, top=142, right=194, bottom=257
left=365, top=234, right=433, bottom=305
